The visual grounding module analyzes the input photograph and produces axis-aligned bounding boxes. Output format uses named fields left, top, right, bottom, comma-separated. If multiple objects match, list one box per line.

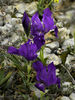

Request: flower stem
left=27, top=61, right=31, bottom=83
left=40, top=46, right=44, bottom=64
left=61, top=64, right=75, bottom=85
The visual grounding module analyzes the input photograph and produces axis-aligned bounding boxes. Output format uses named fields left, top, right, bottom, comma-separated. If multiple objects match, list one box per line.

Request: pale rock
left=62, top=81, right=74, bottom=95
left=66, top=10, right=75, bottom=20
left=56, top=22, right=63, bottom=28
left=46, top=53, right=62, bottom=65
left=44, top=47, right=51, bottom=55
left=1, top=38, right=9, bottom=45
left=5, top=6, right=14, bottom=13
left=46, top=41, right=59, bottom=50
left=65, top=54, right=75, bottom=70
left=60, top=96, right=70, bottom=100
left=10, top=18, right=21, bottom=26
left=0, top=24, right=13, bottom=34
left=10, top=34, right=19, bottom=43
left=69, top=93, right=75, bottom=100
left=30, top=85, right=41, bottom=98
left=25, top=2, right=38, bottom=16
left=15, top=3, right=26, bottom=14
left=0, top=12, right=6, bottom=16
left=58, top=27, right=70, bottom=40
left=62, top=82, right=72, bottom=86
left=15, top=2, right=38, bottom=16
left=62, top=38, right=74, bottom=51
left=15, top=13, right=23, bottom=18
left=69, top=25, right=75, bottom=36
left=15, top=24, right=24, bottom=32
left=56, top=69, right=60, bottom=76
left=5, top=14, right=12, bottom=24
left=57, top=15, right=71, bottom=22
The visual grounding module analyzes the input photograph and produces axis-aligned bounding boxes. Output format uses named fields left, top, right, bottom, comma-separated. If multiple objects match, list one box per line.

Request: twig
left=61, top=64, right=75, bottom=85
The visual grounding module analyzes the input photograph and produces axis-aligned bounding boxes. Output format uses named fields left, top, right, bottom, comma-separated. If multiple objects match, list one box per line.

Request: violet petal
left=22, top=12, right=30, bottom=35
left=35, top=83, right=45, bottom=92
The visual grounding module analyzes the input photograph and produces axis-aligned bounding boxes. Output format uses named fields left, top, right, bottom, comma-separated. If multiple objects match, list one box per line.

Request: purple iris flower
left=22, top=12, right=45, bottom=49
left=22, top=8, right=58, bottom=50
left=32, top=61, right=60, bottom=92
left=31, top=8, right=58, bottom=37
left=8, top=40, right=37, bottom=61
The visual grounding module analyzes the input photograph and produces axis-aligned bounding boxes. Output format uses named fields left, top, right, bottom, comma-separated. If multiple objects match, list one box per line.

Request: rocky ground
left=0, top=0, right=75, bottom=100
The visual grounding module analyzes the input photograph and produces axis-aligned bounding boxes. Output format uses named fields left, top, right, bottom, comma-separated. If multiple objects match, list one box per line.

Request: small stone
left=66, top=10, right=75, bottom=20
left=1, top=38, right=9, bottom=45
left=15, top=3, right=26, bottom=14
left=10, top=18, right=21, bottom=26
left=15, top=2, right=37, bottom=15
left=60, top=96, right=70, bottom=100
left=62, top=81, right=74, bottom=95
left=44, top=47, right=51, bottom=55
left=30, top=85, right=41, bottom=98
left=15, top=24, right=24, bottom=32
left=0, top=24, right=13, bottom=35
left=0, top=12, right=6, bottom=16
left=69, top=93, right=75, bottom=100
left=5, top=6, right=14, bottom=13
left=69, top=25, right=75, bottom=36
left=56, top=48, right=63, bottom=55
left=25, top=2, right=38, bottom=16
left=10, top=34, right=19, bottom=43
left=5, top=14, right=12, bottom=24
left=65, top=54, right=75, bottom=70
left=46, top=41, right=59, bottom=50
left=46, top=53, right=62, bottom=65
left=62, top=38, right=74, bottom=51
left=56, top=22, right=63, bottom=28
left=56, top=69, right=60, bottom=76
left=62, top=82, right=71, bottom=86
left=58, top=27, right=70, bottom=40
left=15, top=13, right=23, bottom=18
left=57, top=15, right=70, bottom=24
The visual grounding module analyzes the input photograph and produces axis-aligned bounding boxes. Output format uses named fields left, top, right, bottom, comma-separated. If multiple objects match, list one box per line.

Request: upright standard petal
left=43, top=8, right=52, bottom=17
left=8, top=46, right=19, bottom=55
left=31, top=12, right=43, bottom=36
left=19, top=40, right=37, bottom=60
left=33, top=34, right=45, bottom=50
left=42, top=8, right=58, bottom=35
left=22, top=12, right=30, bottom=35
left=42, top=16, right=54, bottom=33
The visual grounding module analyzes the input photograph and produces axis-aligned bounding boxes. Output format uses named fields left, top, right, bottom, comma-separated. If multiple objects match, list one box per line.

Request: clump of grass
left=37, top=0, right=53, bottom=16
